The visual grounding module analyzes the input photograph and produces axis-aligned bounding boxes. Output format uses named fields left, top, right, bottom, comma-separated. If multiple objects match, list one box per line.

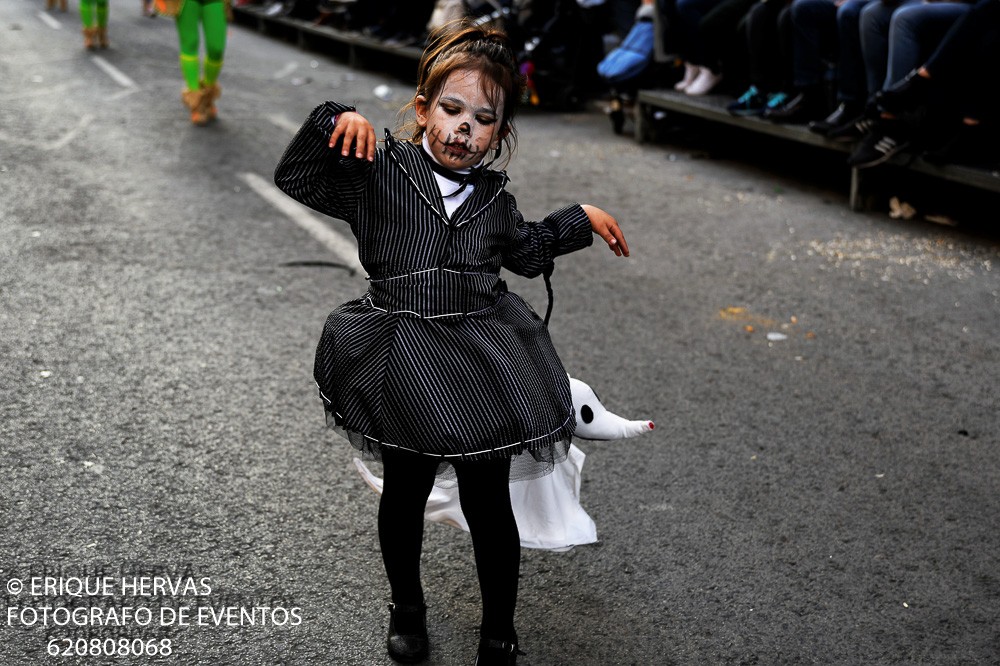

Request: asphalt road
left=2, top=2, right=999, bottom=665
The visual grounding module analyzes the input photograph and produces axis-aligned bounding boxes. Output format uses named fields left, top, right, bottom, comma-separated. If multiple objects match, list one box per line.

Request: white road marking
left=273, top=62, right=298, bottom=79
left=239, top=172, right=363, bottom=273
left=91, top=55, right=137, bottom=89
left=48, top=114, right=94, bottom=150
left=109, top=87, right=139, bottom=102
left=38, top=12, right=61, bottom=29
left=0, top=114, right=94, bottom=151
left=0, top=82, right=75, bottom=100
left=267, top=114, right=303, bottom=135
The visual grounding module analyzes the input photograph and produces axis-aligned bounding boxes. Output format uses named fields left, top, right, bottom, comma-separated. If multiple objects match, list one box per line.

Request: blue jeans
left=835, top=0, right=872, bottom=104
left=789, top=0, right=836, bottom=88
left=885, top=2, right=973, bottom=87
left=789, top=0, right=869, bottom=102
left=859, top=0, right=920, bottom=99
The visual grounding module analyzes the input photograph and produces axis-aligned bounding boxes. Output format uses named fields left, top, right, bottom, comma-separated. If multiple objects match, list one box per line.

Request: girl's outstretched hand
left=582, top=205, right=630, bottom=257
left=329, top=111, right=376, bottom=162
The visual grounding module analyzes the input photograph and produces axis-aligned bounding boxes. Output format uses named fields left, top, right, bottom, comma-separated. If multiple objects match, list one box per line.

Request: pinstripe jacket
left=274, top=101, right=594, bottom=472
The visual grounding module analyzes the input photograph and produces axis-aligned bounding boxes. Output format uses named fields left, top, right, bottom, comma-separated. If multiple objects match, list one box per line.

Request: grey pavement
left=1, top=2, right=999, bottom=665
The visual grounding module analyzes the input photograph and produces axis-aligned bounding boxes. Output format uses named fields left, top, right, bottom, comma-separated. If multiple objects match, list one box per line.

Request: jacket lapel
left=386, top=137, right=509, bottom=228
left=386, top=138, right=450, bottom=225
left=449, top=170, right=507, bottom=228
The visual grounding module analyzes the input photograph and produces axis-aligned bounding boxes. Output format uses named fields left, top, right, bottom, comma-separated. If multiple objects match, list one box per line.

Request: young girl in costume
left=274, top=20, right=630, bottom=665
left=79, top=0, right=109, bottom=50
left=157, top=0, right=229, bottom=124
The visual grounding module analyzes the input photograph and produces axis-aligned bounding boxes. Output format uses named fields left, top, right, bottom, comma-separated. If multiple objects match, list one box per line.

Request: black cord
left=542, top=261, right=554, bottom=327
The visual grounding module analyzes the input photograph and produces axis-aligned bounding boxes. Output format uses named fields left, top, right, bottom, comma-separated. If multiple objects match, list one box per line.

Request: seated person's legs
left=809, top=0, right=874, bottom=133
left=764, top=0, right=834, bottom=122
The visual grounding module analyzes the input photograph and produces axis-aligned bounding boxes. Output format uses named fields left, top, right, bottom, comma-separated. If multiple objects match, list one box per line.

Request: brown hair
left=400, top=19, right=525, bottom=166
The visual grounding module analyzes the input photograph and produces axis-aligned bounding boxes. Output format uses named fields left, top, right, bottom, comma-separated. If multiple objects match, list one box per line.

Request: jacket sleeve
left=273, top=101, right=370, bottom=225
left=501, top=193, right=594, bottom=278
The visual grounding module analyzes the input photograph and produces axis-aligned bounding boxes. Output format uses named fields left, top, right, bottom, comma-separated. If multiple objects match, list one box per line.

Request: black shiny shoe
left=474, top=637, right=521, bottom=665
left=387, top=603, right=428, bottom=663
left=809, top=102, right=862, bottom=136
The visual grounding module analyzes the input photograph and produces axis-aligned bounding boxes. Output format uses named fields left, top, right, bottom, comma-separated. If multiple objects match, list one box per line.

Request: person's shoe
left=81, top=26, right=97, bottom=50
left=762, top=90, right=822, bottom=123
left=827, top=114, right=877, bottom=143
left=684, top=68, right=723, bottom=96
left=727, top=86, right=767, bottom=116
left=875, top=68, right=930, bottom=116
left=809, top=102, right=862, bottom=136
left=386, top=603, right=428, bottom=664
left=383, top=31, right=420, bottom=47
left=847, top=121, right=911, bottom=168
left=181, top=88, right=209, bottom=126
left=922, top=122, right=1000, bottom=169
left=96, top=25, right=109, bottom=48
left=475, top=638, right=521, bottom=665
left=674, top=62, right=701, bottom=91
left=757, top=91, right=793, bottom=120
left=198, top=81, right=221, bottom=122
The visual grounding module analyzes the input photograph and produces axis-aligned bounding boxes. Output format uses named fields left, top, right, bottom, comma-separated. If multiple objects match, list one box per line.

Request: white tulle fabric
left=355, top=444, right=595, bottom=552
left=353, top=376, right=654, bottom=551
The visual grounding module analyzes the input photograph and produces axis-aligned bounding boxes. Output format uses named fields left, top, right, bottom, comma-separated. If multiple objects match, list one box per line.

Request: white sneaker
left=684, top=68, right=723, bottom=96
left=673, top=63, right=701, bottom=91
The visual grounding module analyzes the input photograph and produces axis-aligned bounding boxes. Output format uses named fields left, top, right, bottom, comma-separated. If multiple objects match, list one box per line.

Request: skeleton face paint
left=416, top=68, right=505, bottom=170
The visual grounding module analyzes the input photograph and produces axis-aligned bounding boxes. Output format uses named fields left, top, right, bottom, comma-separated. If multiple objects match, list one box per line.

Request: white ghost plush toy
left=353, top=375, right=654, bottom=551
left=570, top=376, right=655, bottom=440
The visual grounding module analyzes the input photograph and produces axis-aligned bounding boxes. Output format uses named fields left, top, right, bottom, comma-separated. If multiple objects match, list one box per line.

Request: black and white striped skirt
left=313, top=290, right=575, bottom=482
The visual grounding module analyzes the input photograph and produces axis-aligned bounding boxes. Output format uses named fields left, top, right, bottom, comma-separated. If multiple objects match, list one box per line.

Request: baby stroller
left=596, top=3, right=656, bottom=133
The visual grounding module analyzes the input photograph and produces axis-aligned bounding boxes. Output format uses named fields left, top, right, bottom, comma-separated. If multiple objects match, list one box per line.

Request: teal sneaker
left=727, top=86, right=767, bottom=116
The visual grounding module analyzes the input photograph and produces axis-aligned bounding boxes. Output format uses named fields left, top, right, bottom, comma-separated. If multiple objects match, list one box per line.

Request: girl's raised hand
left=329, top=111, right=376, bottom=162
left=582, top=204, right=630, bottom=257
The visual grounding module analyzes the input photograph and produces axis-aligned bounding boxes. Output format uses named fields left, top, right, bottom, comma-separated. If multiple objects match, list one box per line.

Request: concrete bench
left=635, top=88, right=1000, bottom=212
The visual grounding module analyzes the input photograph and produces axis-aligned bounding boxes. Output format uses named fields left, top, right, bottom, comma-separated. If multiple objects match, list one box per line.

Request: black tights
left=378, top=449, right=520, bottom=643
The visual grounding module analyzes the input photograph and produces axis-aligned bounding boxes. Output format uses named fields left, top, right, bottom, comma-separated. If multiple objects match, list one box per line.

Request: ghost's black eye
left=581, top=405, right=594, bottom=424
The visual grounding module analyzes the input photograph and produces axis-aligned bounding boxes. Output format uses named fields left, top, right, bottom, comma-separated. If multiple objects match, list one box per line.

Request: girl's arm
left=273, top=102, right=375, bottom=224
left=502, top=198, right=593, bottom=278
left=582, top=204, right=630, bottom=257
left=502, top=198, right=630, bottom=278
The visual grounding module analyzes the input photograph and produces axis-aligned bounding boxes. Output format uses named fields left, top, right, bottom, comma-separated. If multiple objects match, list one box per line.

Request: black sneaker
left=847, top=123, right=911, bottom=168
left=727, top=86, right=767, bottom=116
left=809, top=102, right=862, bottom=136
left=922, top=123, right=1000, bottom=170
left=875, top=68, right=931, bottom=116
left=762, top=89, right=825, bottom=123
left=827, top=115, right=877, bottom=143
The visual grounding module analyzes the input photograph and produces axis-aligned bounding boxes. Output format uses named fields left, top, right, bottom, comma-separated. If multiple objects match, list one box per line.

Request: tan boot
left=46, top=0, right=56, bottom=10
left=181, top=88, right=209, bottom=126
left=59, top=0, right=67, bottom=10
left=198, top=82, right=221, bottom=123
left=97, top=25, right=109, bottom=48
left=82, top=27, right=97, bottom=50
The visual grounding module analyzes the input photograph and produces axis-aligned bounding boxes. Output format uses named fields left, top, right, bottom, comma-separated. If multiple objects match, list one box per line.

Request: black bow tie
left=419, top=145, right=484, bottom=197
